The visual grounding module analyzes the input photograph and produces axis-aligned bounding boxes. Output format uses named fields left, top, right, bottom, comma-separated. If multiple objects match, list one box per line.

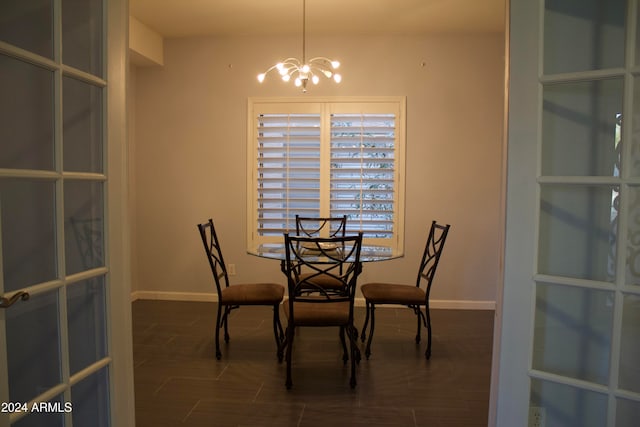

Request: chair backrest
left=295, top=216, right=349, bottom=277
left=283, top=233, right=363, bottom=306
left=295, top=215, right=347, bottom=239
left=416, top=221, right=451, bottom=294
left=197, top=219, right=230, bottom=296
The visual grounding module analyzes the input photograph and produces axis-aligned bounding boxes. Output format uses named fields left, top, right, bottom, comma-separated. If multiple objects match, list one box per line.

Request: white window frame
left=247, top=96, right=406, bottom=254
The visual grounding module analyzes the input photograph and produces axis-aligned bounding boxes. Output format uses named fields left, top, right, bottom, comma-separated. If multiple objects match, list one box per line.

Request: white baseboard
left=130, top=291, right=495, bottom=310
left=420, top=299, right=496, bottom=310
left=130, top=290, right=216, bottom=302
left=354, top=298, right=495, bottom=310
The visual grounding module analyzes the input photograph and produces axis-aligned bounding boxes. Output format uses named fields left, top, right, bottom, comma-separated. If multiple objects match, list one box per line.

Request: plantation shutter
left=248, top=97, right=405, bottom=253
left=256, top=113, right=321, bottom=236
left=330, top=113, right=396, bottom=240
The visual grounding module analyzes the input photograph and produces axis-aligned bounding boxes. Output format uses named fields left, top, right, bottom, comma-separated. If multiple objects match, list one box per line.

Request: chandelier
left=257, top=0, right=341, bottom=92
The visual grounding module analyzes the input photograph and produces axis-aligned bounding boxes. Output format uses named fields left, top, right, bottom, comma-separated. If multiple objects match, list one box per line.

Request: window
left=247, top=97, right=406, bottom=254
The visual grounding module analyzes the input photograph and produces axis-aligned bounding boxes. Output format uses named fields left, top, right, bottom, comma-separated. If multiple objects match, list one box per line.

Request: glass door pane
left=624, top=186, right=640, bottom=286
left=64, top=181, right=104, bottom=275
left=532, top=283, right=613, bottom=385
left=538, top=184, right=618, bottom=281
left=12, top=396, right=65, bottom=427
left=0, top=0, right=53, bottom=59
left=63, top=77, right=103, bottom=173
left=6, top=290, right=61, bottom=403
left=0, top=179, right=56, bottom=292
left=543, top=0, right=626, bottom=74
left=70, top=367, right=110, bottom=426
left=616, top=398, right=640, bottom=427
left=62, top=0, right=103, bottom=76
left=67, top=277, right=107, bottom=374
left=541, top=79, right=623, bottom=177
left=0, top=56, right=54, bottom=171
left=619, top=294, right=640, bottom=393
left=530, top=379, right=608, bottom=427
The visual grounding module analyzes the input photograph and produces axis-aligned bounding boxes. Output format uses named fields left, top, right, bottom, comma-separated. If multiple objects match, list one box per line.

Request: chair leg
left=415, top=307, right=422, bottom=344
left=349, top=324, right=357, bottom=388
left=277, top=309, right=285, bottom=341
left=364, top=304, right=376, bottom=359
left=215, top=303, right=223, bottom=360
left=223, top=306, right=231, bottom=343
left=425, top=306, right=432, bottom=359
left=360, top=301, right=370, bottom=342
left=339, top=326, right=348, bottom=364
left=285, top=325, right=295, bottom=389
left=272, top=304, right=284, bottom=358
left=277, top=331, right=287, bottom=363
left=350, top=326, right=361, bottom=364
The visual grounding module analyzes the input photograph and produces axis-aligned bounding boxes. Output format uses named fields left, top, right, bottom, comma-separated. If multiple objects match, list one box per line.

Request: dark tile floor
left=132, top=300, right=494, bottom=427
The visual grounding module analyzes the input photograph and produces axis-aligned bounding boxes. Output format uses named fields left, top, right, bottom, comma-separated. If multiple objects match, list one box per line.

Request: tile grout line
left=253, top=382, right=264, bottom=402
left=297, top=404, right=306, bottom=427
left=216, top=363, right=229, bottom=380
left=153, top=376, right=173, bottom=396
left=182, top=399, right=201, bottom=423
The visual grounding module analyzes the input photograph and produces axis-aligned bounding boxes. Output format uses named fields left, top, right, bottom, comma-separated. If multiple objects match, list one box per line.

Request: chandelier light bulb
left=282, top=74, right=291, bottom=82
left=257, top=73, right=265, bottom=83
left=312, top=75, right=320, bottom=84
left=333, top=73, right=342, bottom=83
left=331, top=60, right=340, bottom=69
left=294, top=78, right=302, bottom=87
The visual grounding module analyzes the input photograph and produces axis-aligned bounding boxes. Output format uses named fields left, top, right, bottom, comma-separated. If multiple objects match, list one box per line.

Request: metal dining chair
left=280, top=232, right=363, bottom=389
left=295, top=215, right=347, bottom=239
left=197, top=219, right=285, bottom=360
left=294, top=215, right=348, bottom=293
left=360, top=221, right=450, bottom=359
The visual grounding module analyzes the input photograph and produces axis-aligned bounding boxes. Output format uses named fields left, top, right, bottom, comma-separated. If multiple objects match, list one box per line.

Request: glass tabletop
left=248, top=243, right=402, bottom=262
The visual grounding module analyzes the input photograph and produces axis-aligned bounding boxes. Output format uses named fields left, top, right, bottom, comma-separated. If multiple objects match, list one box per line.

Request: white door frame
left=492, top=0, right=543, bottom=424
left=488, top=0, right=512, bottom=424
left=107, top=0, right=136, bottom=425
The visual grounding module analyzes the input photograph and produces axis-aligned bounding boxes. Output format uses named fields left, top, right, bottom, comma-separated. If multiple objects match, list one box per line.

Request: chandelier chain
left=302, top=0, right=306, bottom=63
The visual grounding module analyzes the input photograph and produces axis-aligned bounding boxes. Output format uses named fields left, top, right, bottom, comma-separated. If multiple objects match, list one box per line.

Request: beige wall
left=131, top=32, right=504, bottom=306
left=127, top=62, right=139, bottom=293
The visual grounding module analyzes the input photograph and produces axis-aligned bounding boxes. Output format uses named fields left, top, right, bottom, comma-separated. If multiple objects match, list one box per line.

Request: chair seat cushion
left=361, top=283, right=426, bottom=305
left=220, top=283, right=284, bottom=305
left=283, top=299, right=350, bottom=326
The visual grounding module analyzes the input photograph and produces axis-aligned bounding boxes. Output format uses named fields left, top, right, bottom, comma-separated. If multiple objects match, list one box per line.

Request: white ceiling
left=130, top=0, right=506, bottom=39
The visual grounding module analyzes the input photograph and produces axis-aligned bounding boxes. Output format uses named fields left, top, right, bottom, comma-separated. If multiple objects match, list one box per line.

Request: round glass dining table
left=248, top=243, right=402, bottom=262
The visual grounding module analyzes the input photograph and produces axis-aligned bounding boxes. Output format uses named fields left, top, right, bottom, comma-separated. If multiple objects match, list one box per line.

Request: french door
left=0, top=0, right=133, bottom=426
left=496, top=0, right=640, bottom=425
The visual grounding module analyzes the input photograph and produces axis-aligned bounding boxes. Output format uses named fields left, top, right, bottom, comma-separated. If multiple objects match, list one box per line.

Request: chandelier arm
left=308, top=57, right=334, bottom=63
left=280, top=58, right=302, bottom=66
left=260, top=58, right=301, bottom=77
left=308, top=64, right=330, bottom=75
left=262, top=64, right=281, bottom=74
